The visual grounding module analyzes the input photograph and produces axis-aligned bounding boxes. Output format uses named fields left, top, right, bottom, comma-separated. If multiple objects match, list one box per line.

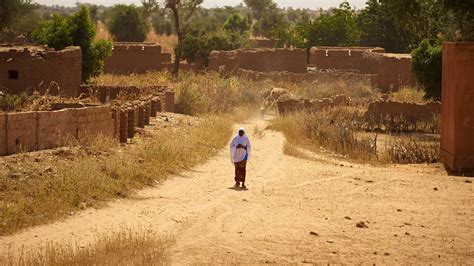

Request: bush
left=411, top=39, right=442, bottom=101
left=33, top=6, right=112, bottom=83
left=106, top=5, right=149, bottom=42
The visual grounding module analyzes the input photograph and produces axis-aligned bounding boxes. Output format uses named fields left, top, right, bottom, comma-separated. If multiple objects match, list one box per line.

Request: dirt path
left=1, top=118, right=473, bottom=264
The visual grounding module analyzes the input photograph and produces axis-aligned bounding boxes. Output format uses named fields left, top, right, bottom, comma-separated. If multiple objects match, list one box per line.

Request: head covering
left=230, top=127, right=251, bottom=163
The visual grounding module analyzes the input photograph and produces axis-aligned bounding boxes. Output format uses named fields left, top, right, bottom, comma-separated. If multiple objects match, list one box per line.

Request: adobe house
left=0, top=45, right=82, bottom=97
left=441, top=42, right=474, bottom=174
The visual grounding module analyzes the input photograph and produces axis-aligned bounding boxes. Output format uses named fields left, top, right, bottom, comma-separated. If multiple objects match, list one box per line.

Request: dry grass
left=272, top=108, right=440, bottom=164
left=2, top=227, right=172, bottom=265
left=0, top=115, right=233, bottom=235
left=389, top=86, right=428, bottom=103
left=282, top=141, right=313, bottom=160
left=272, top=107, right=378, bottom=162
left=146, top=31, right=177, bottom=55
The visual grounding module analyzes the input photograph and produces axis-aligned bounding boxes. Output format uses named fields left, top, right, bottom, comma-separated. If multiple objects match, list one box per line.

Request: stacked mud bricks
left=441, top=42, right=474, bottom=173
left=0, top=106, right=114, bottom=155
left=111, top=88, right=174, bottom=143
left=0, top=46, right=82, bottom=97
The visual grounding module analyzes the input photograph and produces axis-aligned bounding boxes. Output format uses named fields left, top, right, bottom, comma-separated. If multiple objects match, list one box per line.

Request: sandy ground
left=0, top=117, right=473, bottom=264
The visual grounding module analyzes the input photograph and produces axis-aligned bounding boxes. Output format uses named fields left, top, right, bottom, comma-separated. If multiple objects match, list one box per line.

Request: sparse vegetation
left=0, top=115, right=232, bottom=235
left=2, top=228, right=173, bottom=265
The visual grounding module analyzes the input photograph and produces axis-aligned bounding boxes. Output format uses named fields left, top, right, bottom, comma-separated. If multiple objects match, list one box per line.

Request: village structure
left=1, top=40, right=472, bottom=173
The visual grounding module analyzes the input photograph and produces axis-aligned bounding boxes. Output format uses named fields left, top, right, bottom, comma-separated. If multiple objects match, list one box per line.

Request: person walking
left=230, top=128, right=251, bottom=189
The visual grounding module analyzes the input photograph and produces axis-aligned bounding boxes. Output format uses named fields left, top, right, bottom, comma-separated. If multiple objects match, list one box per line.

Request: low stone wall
left=0, top=105, right=114, bottom=155
left=276, top=94, right=351, bottom=114
left=208, top=48, right=307, bottom=73
left=366, top=100, right=440, bottom=121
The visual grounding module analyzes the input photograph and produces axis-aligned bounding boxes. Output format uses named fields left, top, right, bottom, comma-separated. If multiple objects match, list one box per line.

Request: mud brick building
left=441, top=42, right=474, bottom=173
left=104, top=42, right=172, bottom=74
left=0, top=45, right=82, bottom=97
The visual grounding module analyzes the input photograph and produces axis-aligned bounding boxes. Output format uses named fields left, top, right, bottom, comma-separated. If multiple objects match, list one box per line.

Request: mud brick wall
left=366, top=101, right=440, bottom=121
left=104, top=43, right=172, bottom=74
left=208, top=48, right=307, bottom=73
left=0, top=113, right=5, bottom=155
left=309, top=46, right=415, bottom=92
left=441, top=42, right=474, bottom=172
left=0, top=106, right=115, bottom=156
left=0, top=46, right=82, bottom=97
left=309, top=46, right=385, bottom=70
left=361, top=52, right=416, bottom=92
left=37, top=109, right=76, bottom=149
left=5, top=112, right=38, bottom=154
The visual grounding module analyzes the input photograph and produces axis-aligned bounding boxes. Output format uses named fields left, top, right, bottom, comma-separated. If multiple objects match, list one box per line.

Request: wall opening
left=8, top=70, right=19, bottom=80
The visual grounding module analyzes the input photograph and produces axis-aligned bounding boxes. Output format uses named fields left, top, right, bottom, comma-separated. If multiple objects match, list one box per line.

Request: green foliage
left=177, top=25, right=249, bottom=64
left=0, top=0, right=36, bottom=32
left=244, top=0, right=275, bottom=19
left=33, top=14, right=72, bottom=50
left=357, top=0, right=411, bottom=52
left=33, top=6, right=112, bottom=83
left=299, top=2, right=360, bottom=48
left=106, top=4, right=149, bottom=42
left=252, top=7, right=286, bottom=37
left=223, top=13, right=250, bottom=34
left=0, top=92, right=30, bottom=111
left=151, top=12, right=174, bottom=35
left=411, top=39, right=442, bottom=101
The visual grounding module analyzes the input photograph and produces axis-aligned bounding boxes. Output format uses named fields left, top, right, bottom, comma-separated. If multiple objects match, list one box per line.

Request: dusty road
left=1, top=118, right=473, bottom=264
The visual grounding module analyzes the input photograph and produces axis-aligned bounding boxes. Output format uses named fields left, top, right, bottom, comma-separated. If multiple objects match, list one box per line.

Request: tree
left=164, top=0, right=203, bottom=76
left=357, top=0, right=412, bottom=52
left=243, top=0, right=275, bottom=20
left=151, top=11, right=174, bottom=35
left=33, top=14, right=72, bottom=50
left=0, top=0, right=36, bottom=32
left=107, top=4, right=149, bottom=42
left=253, top=7, right=286, bottom=37
left=411, top=39, right=442, bottom=101
left=302, top=2, right=360, bottom=47
left=223, top=13, right=250, bottom=34
left=33, top=6, right=112, bottom=83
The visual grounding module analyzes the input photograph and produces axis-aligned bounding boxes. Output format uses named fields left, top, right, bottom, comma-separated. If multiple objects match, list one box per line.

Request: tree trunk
left=170, top=6, right=181, bottom=77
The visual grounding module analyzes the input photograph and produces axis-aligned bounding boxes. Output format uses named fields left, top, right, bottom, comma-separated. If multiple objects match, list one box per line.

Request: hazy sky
left=34, top=0, right=369, bottom=10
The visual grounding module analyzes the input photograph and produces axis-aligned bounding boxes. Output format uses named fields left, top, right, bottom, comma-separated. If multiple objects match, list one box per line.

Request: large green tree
left=223, top=13, right=250, bottom=34
left=243, top=0, right=275, bottom=19
left=106, top=4, right=149, bottom=42
left=0, top=0, right=37, bottom=41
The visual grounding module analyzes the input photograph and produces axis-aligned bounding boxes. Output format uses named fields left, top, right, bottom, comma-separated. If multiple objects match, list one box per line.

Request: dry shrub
left=282, top=79, right=380, bottom=104
left=385, top=135, right=440, bottom=163
left=365, top=113, right=440, bottom=134
left=389, top=86, right=428, bottom=103
left=272, top=107, right=377, bottom=161
left=0, top=116, right=232, bottom=235
left=4, top=228, right=172, bottom=265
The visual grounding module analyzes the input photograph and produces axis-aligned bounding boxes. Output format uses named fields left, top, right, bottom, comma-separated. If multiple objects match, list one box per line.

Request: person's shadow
left=227, top=186, right=249, bottom=191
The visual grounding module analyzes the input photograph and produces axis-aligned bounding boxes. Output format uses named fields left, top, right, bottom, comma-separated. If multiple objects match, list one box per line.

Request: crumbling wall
left=208, top=48, right=307, bottom=73
left=309, top=46, right=385, bottom=70
left=309, top=46, right=416, bottom=91
left=361, top=52, right=416, bottom=92
left=441, top=42, right=474, bottom=172
left=104, top=43, right=172, bottom=74
left=0, top=46, right=82, bottom=97
left=235, top=69, right=376, bottom=84
left=366, top=100, right=440, bottom=120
